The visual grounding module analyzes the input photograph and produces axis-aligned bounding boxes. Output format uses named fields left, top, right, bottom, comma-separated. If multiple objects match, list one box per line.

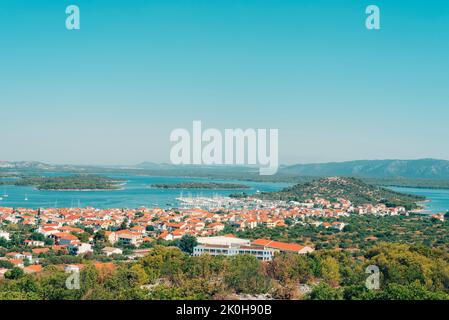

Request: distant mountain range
left=0, top=161, right=54, bottom=170
left=279, top=159, right=449, bottom=179
left=3, top=159, right=449, bottom=180
left=0, top=161, right=93, bottom=171
left=136, top=159, right=449, bottom=179
left=134, top=162, right=255, bottom=172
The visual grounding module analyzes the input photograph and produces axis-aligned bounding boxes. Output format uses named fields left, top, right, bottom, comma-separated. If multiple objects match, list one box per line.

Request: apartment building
left=193, top=236, right=313, bottom=261
left=193, top=243, right=276, bottom=261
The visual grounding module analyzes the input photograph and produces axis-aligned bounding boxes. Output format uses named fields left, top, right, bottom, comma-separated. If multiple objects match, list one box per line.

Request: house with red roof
left=158, top=231, right=173, bottom=241
left=52, top=232, right=79, bottom=245
left=116, top=230, right=142, bottom=246
left=252, top=239, right=314, bottom=254
left=24, top=265, right=43, bottom=274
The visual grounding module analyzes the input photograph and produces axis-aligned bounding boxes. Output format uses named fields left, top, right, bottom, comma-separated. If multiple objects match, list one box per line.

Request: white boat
left=0, top=197, right=3, bottom=201
left=2, top=188, right=8, bottom=198
left=24, top=194, right=29, bottom=201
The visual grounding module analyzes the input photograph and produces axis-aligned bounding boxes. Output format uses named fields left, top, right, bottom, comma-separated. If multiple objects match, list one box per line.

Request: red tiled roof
left=252, top=239, right=305, bottom=252
left=54, top=232, right=78, bottom=241
left=32, top=248, right=50, bottom=254
left=24, top=265, right=43, bottom=273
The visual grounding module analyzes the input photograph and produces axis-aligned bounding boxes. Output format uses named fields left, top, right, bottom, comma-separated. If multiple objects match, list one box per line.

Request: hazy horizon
left=2, top=157, right=449, bottom=167
left=2, top=0, right=449, bottom=165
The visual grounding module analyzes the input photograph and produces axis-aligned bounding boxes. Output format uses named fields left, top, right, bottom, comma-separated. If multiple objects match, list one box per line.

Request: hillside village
left=0, top=190, right=425, bottom=279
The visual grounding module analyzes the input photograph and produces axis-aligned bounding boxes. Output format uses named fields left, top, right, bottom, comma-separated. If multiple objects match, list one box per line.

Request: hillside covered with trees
left=1, top=243, right=448, bottom=300
left=247, top=177, right=424, bottom=209
left=280, top=159, right=449, bottom=179
left=0, top=174, right=123, bottom=190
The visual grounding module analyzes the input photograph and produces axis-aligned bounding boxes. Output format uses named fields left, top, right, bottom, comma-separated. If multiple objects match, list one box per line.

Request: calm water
left=388, top=187, right=449, bottom=214
left=0, top=173, right=290, bottom=209
left=1, top=174, right=447, bottom=213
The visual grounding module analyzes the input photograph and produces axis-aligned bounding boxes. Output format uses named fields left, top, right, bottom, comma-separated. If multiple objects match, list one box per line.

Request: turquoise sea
left=0, top=173, right=290, bottom=209
left=389, top=187, right=449, bottom=214
left=0, top=173, right=448, bottom=213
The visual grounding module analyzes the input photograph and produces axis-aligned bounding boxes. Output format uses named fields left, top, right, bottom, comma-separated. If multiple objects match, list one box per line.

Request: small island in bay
left=0, top=174, right=123, bottom=191
left=151, top=182, right=250, bottom=190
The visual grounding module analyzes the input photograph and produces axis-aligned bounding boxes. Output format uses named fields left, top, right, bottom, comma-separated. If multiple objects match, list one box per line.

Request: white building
left=194, top=236, right=278, bottom=261
left=331, top=222, right=346, bottom=231
left=68, top=242, right=93, bottom=255
left=196, top=236, right=250, bottom=246
left=0, top=230, right=10, bottom=241
left=65, top=264, right=81, bottom=272
left=102, top=247, right=123, bottom=256
left=193, top=244, right=276, bottom=261
left=25, top=240, right=45, bottom=247
left=116, top=231, right=142, bottom=246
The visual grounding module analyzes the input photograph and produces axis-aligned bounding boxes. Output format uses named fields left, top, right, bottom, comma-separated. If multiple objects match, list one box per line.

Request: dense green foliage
left=246, top=177, right=424, bottom=209
left=1, top=243, right=448, bottom=300
left=175, top=235, right=198, bottom=254
left=364, top=177, right=449, bottom=189
left=280, top=159, right=449, bottom=179
left=232, top=214, right=449, bottom=251
left=151, top=182, right=250, bottom=189
left=0, top=174, right=123, bottom=190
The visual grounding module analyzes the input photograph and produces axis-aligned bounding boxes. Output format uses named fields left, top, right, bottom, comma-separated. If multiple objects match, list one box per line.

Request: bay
left=0, top=173, right=290, bottom=209
left=388, top=186, right=449, bottom=214
left=1, top=173, right=448, bottom=214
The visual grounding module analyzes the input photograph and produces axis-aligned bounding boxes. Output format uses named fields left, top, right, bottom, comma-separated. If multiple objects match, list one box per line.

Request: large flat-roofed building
left=196, top=236, right=251, bottom=246
left=193, top=236, right=313, bottom=261
left=193, top=243, right=275, bottom=261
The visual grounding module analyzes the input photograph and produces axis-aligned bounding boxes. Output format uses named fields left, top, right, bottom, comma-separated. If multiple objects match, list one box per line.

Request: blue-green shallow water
left=1, top=174, right=447, bottom=213
left=0, top=174, right=290, bottom=209
left=389, top=187, right=449, bottom=214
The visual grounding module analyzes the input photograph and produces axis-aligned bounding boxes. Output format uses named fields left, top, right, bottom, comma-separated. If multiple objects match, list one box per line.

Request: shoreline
left=34, top=187, right=125, bottom=192
left=411, top=200, right=432, bottom=214
left=148, top=187, right=250, bottom=190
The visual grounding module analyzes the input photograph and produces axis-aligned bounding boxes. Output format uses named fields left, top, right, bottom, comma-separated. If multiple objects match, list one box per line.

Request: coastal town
left=2, top=192, right=443, bottom=279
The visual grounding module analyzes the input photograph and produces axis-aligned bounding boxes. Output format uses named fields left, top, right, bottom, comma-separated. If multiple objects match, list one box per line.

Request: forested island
left=4, top=160, right=449, bottom=189
left=0, top=174, right=123, bottom=190
left=363, top=177, right=449, bottom=189
left=232, top=177, right=424, bottom=210
left=151, top=182, right=250, bottom=189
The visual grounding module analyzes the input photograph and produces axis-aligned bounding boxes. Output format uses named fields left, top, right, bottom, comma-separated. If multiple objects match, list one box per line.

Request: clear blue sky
left=1, top=0, right=448, bottom=165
